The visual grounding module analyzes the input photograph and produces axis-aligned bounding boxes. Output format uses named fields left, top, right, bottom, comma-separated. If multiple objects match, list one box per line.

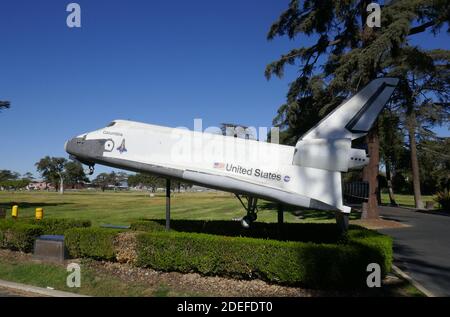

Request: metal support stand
left=236, top=194, right=258, bottom=228
left=277, top=204, right=284, bottom=239
left=166, top=178, right=171, bottom=231
left=335, top=211, right=349, bottom=235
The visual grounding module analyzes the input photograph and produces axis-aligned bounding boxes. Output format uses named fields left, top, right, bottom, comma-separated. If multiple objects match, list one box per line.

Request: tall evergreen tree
left=266, top=0, right=449, bottom=217
left=386, top=48, right=449, bottom=208
left=379, top=109, right=404, bottom=206
left=418, top=137, right=450, bottom=193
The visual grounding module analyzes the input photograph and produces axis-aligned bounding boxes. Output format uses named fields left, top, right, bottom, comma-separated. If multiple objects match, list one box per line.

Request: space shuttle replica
left=66, top=78, right=399, bottom=230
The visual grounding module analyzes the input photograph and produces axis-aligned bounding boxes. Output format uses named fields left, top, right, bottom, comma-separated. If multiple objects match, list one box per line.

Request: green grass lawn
left=1, top=190, right=432, bottom=227
left=381, top=193, right=436, bottom=208
left=0, top=255, right=194, bottom=297
left=0, top=190, right=343, bottom=226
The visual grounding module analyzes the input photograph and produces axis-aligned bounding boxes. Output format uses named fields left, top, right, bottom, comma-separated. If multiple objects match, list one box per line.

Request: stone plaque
left=33, top=235, right=66, bottom=263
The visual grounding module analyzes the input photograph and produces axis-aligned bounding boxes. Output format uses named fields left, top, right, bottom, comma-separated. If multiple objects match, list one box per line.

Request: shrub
left=130, top=220, right=165, bottom=232
left=435, top=190, right=450, bottom=211
left=0, top=220, right=43, bottom=252
left=347, top=229, right=393, bottom=276
left=27, top=218, right=91, bottom=235
left=11, top=217, right=392, bottom=289
left=134, top=228, right=392, bottom=289
left=65, top=227, right=121, bottom=260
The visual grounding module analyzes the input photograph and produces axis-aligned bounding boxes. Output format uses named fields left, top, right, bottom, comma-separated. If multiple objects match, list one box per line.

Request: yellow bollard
left=11, top=205, right=18, bottom=218
left=35, top=208, right=44, bottom=221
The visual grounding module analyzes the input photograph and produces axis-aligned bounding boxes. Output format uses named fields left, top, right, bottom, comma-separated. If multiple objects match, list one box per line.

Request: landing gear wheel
left=236, top=195, right=258, bottom=229
left=86, top=165, right=95, bottom=176
left=241, top=212, right=257, bottom=229
left=241, top=216, right=252, bottom=229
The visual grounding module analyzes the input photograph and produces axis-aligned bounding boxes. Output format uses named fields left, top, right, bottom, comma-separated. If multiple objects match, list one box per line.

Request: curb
left=410, top=209, right=450, bottom=218
left=380, top=204, right=449, bottom=217
left=392, top=265, right=435, bottom=297
left=0, top=279, right=89, bottom=297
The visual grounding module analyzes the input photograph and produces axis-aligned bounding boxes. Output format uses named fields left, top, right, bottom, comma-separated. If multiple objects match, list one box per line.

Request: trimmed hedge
left=347, top=229, right=393, bottom=276
left=130, top=220, right=165, bottom=232
left=0, top=220, right=43, bottom=252
left=126, top=220, right=393, bottom=288
left=65, top=227, right=121, bottom=261
left=0, top=218, right=91, bottom=253
left=0, top=217, right=393, bottom=289
left=27, top=218, right=91, bottom=235
left=134, top=229, right=392, bottom=289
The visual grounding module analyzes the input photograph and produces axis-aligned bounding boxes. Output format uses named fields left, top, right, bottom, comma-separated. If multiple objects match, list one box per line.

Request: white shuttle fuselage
left=65, top=78, right=399, bottom=215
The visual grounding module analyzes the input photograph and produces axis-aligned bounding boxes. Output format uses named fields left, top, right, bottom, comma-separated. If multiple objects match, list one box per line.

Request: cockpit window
left=106, top=121, right=116, bottom=127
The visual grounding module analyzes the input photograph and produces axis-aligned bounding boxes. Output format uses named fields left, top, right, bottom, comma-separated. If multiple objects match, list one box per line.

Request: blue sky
left=0, top=0, right=448, bottom=178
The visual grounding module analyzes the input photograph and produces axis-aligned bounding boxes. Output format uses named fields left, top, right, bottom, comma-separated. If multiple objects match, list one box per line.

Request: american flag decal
left=214, top=162, right=225, bottom=169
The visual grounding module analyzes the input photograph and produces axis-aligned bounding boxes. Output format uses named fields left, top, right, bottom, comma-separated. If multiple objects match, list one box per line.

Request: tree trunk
left=59, top=175, right=64, bottom=195
left=377, top=174, right=382, bottom=205
left=385, top=159, right=398, bottom=206
left=362, top=124, right=380, bottom=219
left=406, top=112, right=424, bottom=209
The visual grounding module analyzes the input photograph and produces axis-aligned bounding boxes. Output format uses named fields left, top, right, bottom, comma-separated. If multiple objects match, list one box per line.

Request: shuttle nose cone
left=65, top=137, right=79, bottom=156
left=64, top=136, right=107, bottom=165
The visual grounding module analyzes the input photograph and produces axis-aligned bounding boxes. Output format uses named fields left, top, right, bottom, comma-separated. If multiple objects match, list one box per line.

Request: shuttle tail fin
left=300, top=78, right=399, bottom=141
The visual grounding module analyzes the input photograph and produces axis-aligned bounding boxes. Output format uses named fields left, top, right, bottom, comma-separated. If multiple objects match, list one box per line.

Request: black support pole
left=166, top=178, right=171, bottom=231
left=335, top=211, right=349, bottom=235
left=277, top=204, right=283, bottom=239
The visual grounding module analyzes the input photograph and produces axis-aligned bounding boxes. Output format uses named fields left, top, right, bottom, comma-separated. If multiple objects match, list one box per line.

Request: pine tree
left=266, top=0, right=449, bottom=217
left=418, top=137, right=450, bottom=193
left=386, top=48, right=449, bottom=208
left=379, top=109, right=404, bottom=206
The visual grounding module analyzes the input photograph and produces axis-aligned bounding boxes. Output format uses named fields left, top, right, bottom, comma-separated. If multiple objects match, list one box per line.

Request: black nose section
left=65, top=137, right=108, bottom=162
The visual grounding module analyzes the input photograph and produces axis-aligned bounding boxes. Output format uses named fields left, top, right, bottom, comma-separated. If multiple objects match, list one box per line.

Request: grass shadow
left=258, top=201, right=361, bottom=221
left=0, top=202, right=73, bottom=209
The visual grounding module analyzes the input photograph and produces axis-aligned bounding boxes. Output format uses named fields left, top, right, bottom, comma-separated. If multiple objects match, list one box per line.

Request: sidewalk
left=0, top=279, right=88, bottom=297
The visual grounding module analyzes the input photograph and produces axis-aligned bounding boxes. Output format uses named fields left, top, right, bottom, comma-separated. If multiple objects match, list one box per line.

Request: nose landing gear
left=236, top=195, right=258, bottom=229
left=86, top=165, right=95, bottom=176
left=69, top=155, right=95, bottom=176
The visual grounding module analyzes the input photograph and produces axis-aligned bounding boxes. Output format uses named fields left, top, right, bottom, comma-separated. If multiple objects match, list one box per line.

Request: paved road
left=378, top=206, right=450, bottom=296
